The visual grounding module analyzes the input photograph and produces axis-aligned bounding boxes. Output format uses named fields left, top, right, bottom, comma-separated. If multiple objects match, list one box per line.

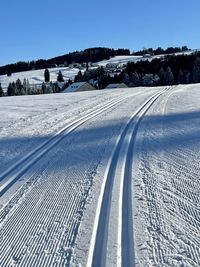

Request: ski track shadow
left=0, top=110, right=200, bottom=176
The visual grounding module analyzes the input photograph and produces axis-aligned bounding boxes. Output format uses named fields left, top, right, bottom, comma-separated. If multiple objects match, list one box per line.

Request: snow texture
left=0, top=84, right=200, bottom=267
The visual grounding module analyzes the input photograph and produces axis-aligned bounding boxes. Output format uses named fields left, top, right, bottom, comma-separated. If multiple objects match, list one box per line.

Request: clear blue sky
left=1, top=0, right=200, bottom=66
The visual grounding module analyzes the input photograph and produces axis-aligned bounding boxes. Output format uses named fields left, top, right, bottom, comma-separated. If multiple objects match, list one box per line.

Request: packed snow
left=0, top=84, right=200, bottom=266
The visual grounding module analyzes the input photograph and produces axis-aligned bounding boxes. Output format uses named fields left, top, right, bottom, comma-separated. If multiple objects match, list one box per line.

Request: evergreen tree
left=164, top=67, right=174, bottom=85
left=7, top=70, right=12, bottom=77
left=64, top=79, right=73, bottom=89
left=192, top=57, right=200, bottom=83
left=22, top=78, right=30, bottom=94
left=44, top=69, right=50, bottom=82
left=130, top=72, right=140, bottom=86
left=25, top=79, right=31, bottom=94
left=186, top=72, right=192, bottom=84
left=122, top=72, right=130, bottom=85
left=158, top=67, right=165, bottom=85
left=83, top=70, right=92, bottom=82
left=86, top=61, right=89, bottom=71
left=7, top=82, right=15, bottom=96
left=54, top=82, right=61, bottom=93
left=97, top=67, right=105, bottom=89
left=177, top=70, right=185, bottom=84
left=16, top=79, right=24, bottom=95
left=0, top=83, right=4, bottom=97
left=75, top=70, right=83, bottom=82
left=57, top=70, right=64, bottom=82
left=41, top=82, right=46, bottom=94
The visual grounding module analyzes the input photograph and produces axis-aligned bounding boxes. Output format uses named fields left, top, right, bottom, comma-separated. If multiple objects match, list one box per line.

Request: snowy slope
left=0, top=67, right=81, bottom=90
left=0, top=85, right=200, bottom=266
left=1, top=49, right=199, bottom=92
left=97, top=55, right=143, bottom=66
left=97, top=49, right=200, bottom=67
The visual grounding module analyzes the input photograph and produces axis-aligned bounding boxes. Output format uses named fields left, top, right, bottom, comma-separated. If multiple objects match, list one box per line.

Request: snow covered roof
left=105, top=83, right=127, bottom=89
left=63, top=82, right=87, bottom=93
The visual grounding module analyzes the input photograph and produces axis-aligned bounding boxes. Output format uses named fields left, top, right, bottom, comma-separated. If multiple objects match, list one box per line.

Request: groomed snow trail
left=0, top=87, right=162, bottom=266
left=0, top=97, right=128, bottom=266
left=87, top=87, right=169, bottom=267
left=0, top=96, right=125, bottom=198
left=1, top=85, right=199, bottom=267
left=132, top=84, right=200, bottom=267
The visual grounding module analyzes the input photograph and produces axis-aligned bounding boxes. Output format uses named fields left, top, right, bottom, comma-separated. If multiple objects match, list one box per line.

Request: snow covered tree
left=44, top=69, right=50, bottom=82
left=57, top=70, right=64, bottom=82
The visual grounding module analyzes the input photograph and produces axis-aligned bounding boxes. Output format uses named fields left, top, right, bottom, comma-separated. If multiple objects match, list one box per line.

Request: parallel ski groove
left=87, top=87, right=169, bottom=267
left=0, top=96, right=126, bottom=198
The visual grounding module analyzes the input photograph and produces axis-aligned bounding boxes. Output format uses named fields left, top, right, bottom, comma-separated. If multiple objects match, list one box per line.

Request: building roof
left=105, top=83, right=127, bottom=89
left=63, top=82, right=87, bottom=93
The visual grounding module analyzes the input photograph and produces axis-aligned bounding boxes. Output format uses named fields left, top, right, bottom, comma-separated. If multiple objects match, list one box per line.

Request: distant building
left=63, top=82, right=96, bottom=93
left=105, top=83, right=128, bottom=89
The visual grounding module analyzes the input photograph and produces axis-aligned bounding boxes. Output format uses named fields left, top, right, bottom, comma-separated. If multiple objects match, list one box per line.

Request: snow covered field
left=0, top=67, right=80, bottom=90
left=97, top=55, right=144, bottom=66
left=0, top=85, right=200, bottom=266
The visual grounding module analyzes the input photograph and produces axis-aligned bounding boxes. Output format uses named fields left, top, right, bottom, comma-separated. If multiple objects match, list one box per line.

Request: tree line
left=133, top=46, right=190, bottom=56
left=1, top=46, right=190, bottom=76
left=1, top=50, right=200, bottom=97
left=0, top=47, right=130, bottom=76
left=73, top=52, right=200, bottom=88
left=0, top=69, right=65, bottom=97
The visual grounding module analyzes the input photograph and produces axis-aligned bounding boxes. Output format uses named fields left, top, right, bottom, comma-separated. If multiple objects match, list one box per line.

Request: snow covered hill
left=0, top=67, right=80, bottom=91
left=97, top=49, right=200, bottom=67
left=0, top=84, right=200, bottom=266
left=1, top=48, right=200, bottom=92
left=97, top=55, right=144, bottom=66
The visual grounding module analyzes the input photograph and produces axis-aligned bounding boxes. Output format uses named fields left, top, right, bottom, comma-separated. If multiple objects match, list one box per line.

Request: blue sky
left=0, top=0, right=200, bottom=66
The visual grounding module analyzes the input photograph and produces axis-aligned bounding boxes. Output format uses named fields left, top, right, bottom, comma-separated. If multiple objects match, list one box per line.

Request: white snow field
left=97, top=55, right=144, bottom=66
left=0, top=85, right=200, bottom=267
left=0, top=67, right=80, bottom=90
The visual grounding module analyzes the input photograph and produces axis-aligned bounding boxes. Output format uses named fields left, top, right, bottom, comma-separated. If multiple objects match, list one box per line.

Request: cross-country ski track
left=87, top=87, right=168, bottom=267
left=0, top=95, right=126, bottom=198
left=0, top=85, right=200, bottom=267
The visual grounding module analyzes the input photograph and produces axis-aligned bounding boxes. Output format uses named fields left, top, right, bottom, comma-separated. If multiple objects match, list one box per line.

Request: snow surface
left=0, top=67, right=81, bottom=90
left=97, top=50, right=200, bottom=67
left=97, top=55, right=144, bottom=66
left=0, top=85, right=200, bottom=266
